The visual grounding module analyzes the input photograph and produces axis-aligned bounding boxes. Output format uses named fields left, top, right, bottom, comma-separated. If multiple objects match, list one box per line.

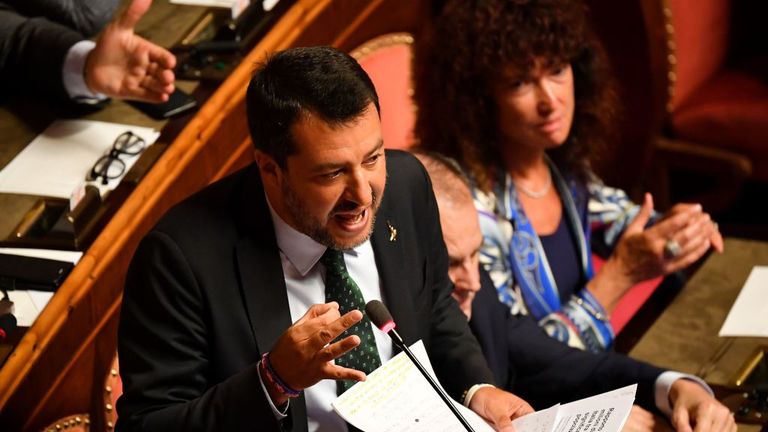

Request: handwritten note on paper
left=720, top=266, right=768, bottom=337
left=332, top=340, right=494, bottom=432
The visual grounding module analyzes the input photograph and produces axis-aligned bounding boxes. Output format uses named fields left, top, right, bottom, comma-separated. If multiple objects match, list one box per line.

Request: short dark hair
left=246, top=46, right=380, bottom=167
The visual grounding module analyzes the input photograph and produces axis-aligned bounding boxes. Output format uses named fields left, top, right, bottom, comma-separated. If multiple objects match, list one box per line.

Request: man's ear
left=254, top=149, right=283, bottom=186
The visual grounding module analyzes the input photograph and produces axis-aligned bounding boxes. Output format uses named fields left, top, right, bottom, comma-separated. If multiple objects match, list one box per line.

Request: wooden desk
left=0, top=0, right=430, bottom=430
left=631, top=238, right=768, bottom=431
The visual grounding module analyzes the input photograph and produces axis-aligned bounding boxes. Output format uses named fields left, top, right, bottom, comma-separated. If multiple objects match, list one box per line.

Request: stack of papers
left=332, top=340, right=636, bottom=432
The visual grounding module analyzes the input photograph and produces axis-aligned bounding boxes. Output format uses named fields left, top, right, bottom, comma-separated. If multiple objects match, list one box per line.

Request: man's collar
left=265, top=194, right=362, bottom=276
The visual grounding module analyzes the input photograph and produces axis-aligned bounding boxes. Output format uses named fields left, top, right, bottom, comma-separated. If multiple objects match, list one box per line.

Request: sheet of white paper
left=169, top=0, right=235, bottom=7
left=719, top=266, right=768, bottom=337
left=512, top=404, right=560, bottom=432
left=551, top=384, right=636, bottom=432
left=6, top=290, right=53, bottom=327
left=332, top=340, right=494, bottom=432
left=0, top=120, right=159, bottom=199
left=0, top=247, right=82, bottom=265
left=263, top=0, right=280, bottom=11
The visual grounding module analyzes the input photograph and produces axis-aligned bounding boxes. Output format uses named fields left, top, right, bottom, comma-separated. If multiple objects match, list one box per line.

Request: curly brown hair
left=413, top=0, right=618, bottom=191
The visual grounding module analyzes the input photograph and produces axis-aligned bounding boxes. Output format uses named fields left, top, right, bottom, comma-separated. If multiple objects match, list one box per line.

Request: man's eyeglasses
left=89, top=131, right=146, bottom=185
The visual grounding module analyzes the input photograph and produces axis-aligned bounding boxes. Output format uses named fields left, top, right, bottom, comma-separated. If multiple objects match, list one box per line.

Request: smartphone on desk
left=128, top=88, right=198, bottom=119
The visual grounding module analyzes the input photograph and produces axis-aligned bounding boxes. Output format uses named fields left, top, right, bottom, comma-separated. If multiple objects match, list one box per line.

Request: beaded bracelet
left=260, top=352, right=301, bottom=398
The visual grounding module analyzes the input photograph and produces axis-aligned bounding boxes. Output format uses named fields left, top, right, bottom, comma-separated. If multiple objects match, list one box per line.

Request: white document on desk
left=0, top=247, right=82, bottom=326
left=332, top=340, right=636, bottom=432
left=6, top=290, right=54, bottom=327
left=332, top=340, right=494, bottom=432
left=0, top=120, right=159, bottom=199
left=719, top=266, right=768, bottom=337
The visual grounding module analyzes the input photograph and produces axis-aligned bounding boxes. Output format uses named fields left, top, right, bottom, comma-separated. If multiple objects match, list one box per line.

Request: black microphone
left=365, top=300, right=476, bottom=432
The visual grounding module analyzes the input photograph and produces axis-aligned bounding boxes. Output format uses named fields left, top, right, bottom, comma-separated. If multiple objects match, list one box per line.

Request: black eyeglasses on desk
left=89, top=131, right=146, bottom=185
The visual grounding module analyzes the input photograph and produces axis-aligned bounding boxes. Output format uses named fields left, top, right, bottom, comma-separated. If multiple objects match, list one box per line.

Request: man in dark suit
left=0, top=0, right=174, bottom=103
left=415, top=152, right=736, bottom=432
left=117, top=46, right=532, bottom=431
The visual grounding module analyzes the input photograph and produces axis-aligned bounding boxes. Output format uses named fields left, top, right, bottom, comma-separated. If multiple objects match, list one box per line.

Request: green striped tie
left=321, top=248, right=382, bottom=394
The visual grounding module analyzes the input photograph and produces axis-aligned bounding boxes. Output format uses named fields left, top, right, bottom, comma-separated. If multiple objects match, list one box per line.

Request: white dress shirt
left=62, top=40, right=108, bottom=103
left=259, top=198, right=393, bottom=432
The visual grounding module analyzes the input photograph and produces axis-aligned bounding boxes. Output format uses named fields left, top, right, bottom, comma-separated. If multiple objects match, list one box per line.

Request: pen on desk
left=14, top=200, right=47, bottom=238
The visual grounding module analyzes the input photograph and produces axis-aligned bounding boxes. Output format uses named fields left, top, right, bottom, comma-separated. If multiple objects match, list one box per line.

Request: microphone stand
left=387, top=328, right=476, bottom=432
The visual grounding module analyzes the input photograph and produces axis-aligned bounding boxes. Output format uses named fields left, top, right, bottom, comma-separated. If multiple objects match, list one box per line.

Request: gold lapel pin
left=386, top=220, right=397, bottom=242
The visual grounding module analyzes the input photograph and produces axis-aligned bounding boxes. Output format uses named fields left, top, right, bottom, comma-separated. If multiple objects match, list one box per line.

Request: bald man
left=415, top=151, right=736, bottom=432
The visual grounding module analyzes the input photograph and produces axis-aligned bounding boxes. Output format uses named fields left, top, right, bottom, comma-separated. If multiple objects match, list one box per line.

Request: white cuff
left=654, top=371, right=713, bottom=417
left=62, top=40, right=108, bottom=103
left=257, top=359, right=290, bottom=420
left=463, top=383, right=495, bottom=407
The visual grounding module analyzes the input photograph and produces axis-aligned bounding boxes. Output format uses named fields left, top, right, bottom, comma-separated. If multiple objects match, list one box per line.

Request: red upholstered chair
left=350, top=33, right=417, bottom=150
left=40, top=414, right=91, bottom=432
left=587, top=0, right=763, bottom=212
left=39, top=354, right=121, bottom=432
left=668, top=0, right=768, bottom=185
left=104, top=354, right=122, bottom=430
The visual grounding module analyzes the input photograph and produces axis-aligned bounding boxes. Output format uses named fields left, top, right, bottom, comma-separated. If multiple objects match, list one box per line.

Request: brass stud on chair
left=105, top=385, right=112, bottom=393
left=106, top=403, right=113, bottom=412
left=107, top=420, right=114, bottom=429
left=667, top=54, right=677, bottom=65
left=110, top=369, right=118, bottom=377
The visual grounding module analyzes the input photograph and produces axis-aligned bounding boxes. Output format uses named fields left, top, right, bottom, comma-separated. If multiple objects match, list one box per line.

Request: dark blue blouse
left=538, top=213, right=582, bottom=301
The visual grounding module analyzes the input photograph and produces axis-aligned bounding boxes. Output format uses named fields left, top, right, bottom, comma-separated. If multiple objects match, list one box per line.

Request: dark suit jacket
left=116, top=151, right=495, bottom=431
left=470, top=268, right=664, bottom=412
left=0, top=2, right=83, bottom=101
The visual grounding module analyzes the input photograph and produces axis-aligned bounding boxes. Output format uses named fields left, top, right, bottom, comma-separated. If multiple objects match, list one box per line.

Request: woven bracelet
left=261, top=352, right=301, bottom=398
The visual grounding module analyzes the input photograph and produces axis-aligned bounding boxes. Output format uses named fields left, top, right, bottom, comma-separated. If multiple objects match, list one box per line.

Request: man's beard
left=281, top=179, right=380, bottom=250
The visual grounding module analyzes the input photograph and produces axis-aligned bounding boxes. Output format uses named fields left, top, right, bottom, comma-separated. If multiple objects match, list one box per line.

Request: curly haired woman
left=414, top=0, right=723, bottom=352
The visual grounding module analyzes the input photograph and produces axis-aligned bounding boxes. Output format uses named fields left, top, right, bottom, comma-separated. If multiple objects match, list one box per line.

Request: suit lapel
left=234, top=168, right=308, bottom=431
left=371, top=197, right=419, bottom=350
